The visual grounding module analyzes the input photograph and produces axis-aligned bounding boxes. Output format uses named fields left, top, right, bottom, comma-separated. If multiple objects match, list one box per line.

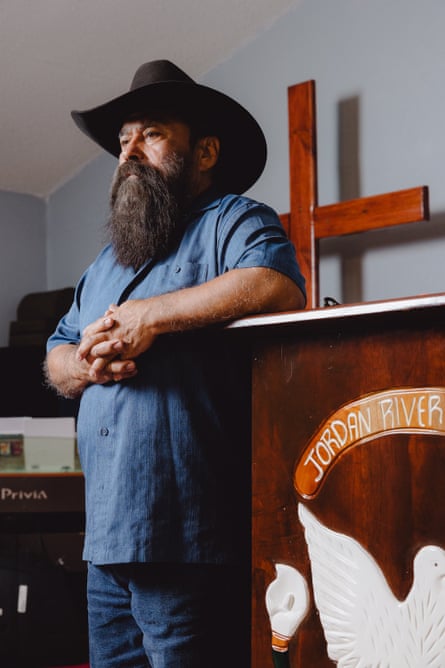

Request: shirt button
left=174, top=266, right=181, bottom=273
left=100, top=427, right=109, bottom=437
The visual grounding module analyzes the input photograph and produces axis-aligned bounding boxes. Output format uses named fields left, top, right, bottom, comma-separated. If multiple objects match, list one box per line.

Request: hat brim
left=71, top=81, right=267, bottom=194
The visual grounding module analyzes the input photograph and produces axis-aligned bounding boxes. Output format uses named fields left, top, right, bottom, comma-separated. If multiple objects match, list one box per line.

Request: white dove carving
left=298, top=503, right=445, bottom=668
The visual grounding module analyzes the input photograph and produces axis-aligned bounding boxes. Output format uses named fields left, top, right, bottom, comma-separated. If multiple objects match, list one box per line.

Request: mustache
left=115, top=160, right=151, bottom=181
left=110, top=161, right=162, bottom=204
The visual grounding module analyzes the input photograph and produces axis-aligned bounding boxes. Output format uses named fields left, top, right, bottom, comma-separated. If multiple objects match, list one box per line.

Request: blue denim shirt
left=47, top=191, right=306, bottom=565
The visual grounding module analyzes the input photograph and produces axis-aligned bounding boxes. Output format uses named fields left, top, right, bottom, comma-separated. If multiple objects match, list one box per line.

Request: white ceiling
left=0, top=0, right=299, bottom=198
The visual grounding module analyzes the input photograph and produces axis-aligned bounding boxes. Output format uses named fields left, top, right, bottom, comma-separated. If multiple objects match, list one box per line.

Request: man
left=46, top=60, right=306, bottom=667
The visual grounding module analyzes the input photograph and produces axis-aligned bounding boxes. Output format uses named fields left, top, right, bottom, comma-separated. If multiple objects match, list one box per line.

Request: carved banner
left=294, top=387, right=445, bottom=498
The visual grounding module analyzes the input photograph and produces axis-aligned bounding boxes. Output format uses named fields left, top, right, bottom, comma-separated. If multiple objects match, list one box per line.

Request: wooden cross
left=279, top=81, right=430, bottom=309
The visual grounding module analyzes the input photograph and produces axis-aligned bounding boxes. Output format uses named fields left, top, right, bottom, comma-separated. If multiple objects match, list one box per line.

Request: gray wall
left=0, top=192, right=46, bottom=346
left=200, top=0, right=445, bottom=303
left=2, top=0, right=445, bottom=346
left=46, top=153, right=116, bottom=289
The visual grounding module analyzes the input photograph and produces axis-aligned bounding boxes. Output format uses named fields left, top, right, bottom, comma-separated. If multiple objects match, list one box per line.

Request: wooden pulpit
left=232, top=81, right=445, bottom=666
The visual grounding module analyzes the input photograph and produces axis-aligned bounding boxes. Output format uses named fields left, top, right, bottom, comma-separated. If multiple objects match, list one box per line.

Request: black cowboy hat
left=71, top=59, right=267, bottom=194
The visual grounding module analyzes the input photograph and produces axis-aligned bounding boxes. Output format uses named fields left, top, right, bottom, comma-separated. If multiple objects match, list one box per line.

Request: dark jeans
left=87, top=562, right=251, bottom=667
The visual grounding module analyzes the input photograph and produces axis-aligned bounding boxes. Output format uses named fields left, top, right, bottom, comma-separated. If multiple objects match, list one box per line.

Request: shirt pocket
left=165, top=262, right=209, bottom=289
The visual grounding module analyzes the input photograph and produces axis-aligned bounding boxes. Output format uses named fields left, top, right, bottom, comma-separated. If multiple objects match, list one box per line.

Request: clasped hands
left=76, top=300, right=156, bottom=384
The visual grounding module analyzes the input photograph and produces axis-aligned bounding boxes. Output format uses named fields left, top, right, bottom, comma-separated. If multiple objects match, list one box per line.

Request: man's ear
left=196, top=136, right=220, bottom=172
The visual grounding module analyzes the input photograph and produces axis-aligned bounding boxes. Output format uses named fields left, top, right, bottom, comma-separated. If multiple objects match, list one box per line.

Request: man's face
left=107, top=116, right=200, bottom=269
left=119, top=117, right=194, bottom=172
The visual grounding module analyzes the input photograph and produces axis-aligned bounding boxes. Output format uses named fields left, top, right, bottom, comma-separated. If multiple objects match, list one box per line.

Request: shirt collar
left=185, top=186, right=225, bottom=218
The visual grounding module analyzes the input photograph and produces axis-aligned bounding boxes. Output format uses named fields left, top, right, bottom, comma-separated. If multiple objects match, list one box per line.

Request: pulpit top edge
left=227, top=292, right=445, bottom=331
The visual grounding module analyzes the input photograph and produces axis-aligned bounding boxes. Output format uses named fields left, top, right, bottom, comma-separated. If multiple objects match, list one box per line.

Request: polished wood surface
left=285, top=80, right=318, bottom=308
left=246, top=296, right=445, bottom=666
left=315, top=186, right=428, bottom=237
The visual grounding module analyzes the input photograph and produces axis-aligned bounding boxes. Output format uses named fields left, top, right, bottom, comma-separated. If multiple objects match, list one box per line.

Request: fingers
left=83, top=313, right=115, bottom=338
left=104, top=303, right=118, bottom=316
left=110, top=359, right=138, bottom=382
left=87, top=357, right=138, bottom=384
left=77, top=335, right=117, bottom=361
left=77, top=314, right=118, bottom=361
left=92, top=339, right=125, bottom=359
left=76, top=306, right=138, bottom=385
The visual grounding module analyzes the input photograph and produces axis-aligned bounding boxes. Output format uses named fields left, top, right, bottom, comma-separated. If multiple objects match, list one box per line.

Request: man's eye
left=119, top=136, right=129, bottom=148
left=143, top=130, right=161, bottom=141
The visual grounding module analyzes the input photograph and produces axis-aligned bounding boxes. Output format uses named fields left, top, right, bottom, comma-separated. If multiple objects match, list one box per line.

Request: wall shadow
left=320, top=211, right=445, bottom=302
left=336, top=94, right=363, bottom=303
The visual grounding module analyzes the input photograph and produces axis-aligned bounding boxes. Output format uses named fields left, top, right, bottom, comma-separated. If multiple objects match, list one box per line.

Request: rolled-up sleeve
left=46, top=280, right=83, bottom=352
left=216, top=198, right=306, bottom=295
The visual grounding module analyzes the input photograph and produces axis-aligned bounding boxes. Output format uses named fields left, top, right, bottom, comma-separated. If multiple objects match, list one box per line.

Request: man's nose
left=120, top=134, right=144, bottom=162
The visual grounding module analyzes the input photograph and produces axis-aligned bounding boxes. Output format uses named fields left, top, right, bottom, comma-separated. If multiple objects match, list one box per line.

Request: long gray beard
left=107, top=157, right=187, bottom=269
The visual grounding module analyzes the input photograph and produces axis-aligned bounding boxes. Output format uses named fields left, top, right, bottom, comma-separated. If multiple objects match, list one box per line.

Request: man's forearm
left=139, top=265, right=305, bottom=344
left=79, top=266, right=305, bottom=362
left=45, top=344, right=90, bottom=399
left=151, top=266, right=305, bottom=335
